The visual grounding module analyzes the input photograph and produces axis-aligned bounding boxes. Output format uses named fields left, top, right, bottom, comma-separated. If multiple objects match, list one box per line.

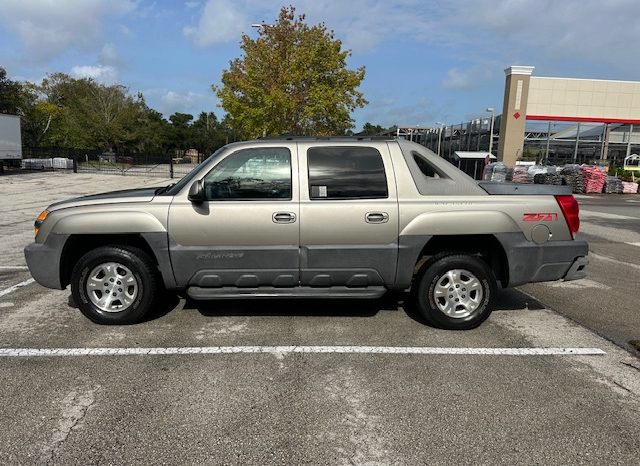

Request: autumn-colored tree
left=214, top=6, right=367, bottom=138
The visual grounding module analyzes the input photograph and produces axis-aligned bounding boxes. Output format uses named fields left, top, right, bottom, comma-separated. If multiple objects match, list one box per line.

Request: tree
left=167, top=112, right=194, bottom=151
left=214, top=6, right=367, bottom=138
left=30, top=73, right=149, bottom=150
left=359, top=122, right=386, bottom=136
left=0, top=66, right=24, bottom=115
left=191, top=112, right=226, bottom=154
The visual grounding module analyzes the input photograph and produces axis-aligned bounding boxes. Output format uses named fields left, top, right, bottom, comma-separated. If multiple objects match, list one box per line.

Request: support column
left=497, top=65, right=535, bottom=166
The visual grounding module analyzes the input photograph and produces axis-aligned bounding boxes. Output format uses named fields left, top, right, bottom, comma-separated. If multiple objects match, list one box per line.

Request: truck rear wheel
left=414, top=253, right=496, bottom=330
left=71, top=245, right=158, bottom=325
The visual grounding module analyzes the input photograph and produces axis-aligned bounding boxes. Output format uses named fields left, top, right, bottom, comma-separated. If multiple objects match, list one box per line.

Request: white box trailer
left=0, top=114, right=22, bottom=161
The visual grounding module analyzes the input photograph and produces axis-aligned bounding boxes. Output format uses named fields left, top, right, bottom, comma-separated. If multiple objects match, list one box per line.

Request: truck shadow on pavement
left=179, top=288, right=544, bottom=327
left=67, top=287, right=544, bottom=326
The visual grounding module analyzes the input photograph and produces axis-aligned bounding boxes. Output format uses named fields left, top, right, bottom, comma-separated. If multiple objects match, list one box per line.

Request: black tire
left=71, top=245, right=158, bottom=325
left=413, top=253, right=496, bottom=330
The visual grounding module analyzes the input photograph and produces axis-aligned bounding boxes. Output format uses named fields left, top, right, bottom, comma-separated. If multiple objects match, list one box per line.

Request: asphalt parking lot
left=1, top=172, right=639, bottom=464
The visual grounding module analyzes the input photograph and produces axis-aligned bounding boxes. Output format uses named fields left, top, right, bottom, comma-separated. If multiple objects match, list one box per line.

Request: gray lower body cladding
left=170, top=243, right=396, bottom=289
left=24, top=233, right=69, bottom=289
left=495, top=232, right=588, bottom=287
left=24, top=232, right=178, bottom=291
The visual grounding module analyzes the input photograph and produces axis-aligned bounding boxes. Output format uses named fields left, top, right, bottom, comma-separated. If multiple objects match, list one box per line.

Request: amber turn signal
left=34, top=210, right=49, bottom=237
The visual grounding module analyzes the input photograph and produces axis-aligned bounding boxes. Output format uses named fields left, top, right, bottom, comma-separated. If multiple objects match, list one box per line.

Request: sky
left=1, top=0, right=639, bottom=132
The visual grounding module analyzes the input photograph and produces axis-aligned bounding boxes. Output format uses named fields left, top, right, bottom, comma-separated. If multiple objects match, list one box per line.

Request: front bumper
left=24, top=234, right=68, bottom=290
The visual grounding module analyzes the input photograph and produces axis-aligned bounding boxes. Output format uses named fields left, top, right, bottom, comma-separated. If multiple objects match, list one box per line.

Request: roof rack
left=258, top=135, right=395, bottom=141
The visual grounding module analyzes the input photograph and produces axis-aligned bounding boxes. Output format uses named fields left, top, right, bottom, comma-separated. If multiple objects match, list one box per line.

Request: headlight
left=34, top=210, right=49, bottom=238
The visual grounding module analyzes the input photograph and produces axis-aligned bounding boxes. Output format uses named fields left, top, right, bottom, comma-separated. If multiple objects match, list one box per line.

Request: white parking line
left=590, top=252, right=640, bottom=270
left=625, top=242, right=640, bottom=248
left=0, top=346, right=606, bottom=357
left=0, top=266, right=29, bottom=270
left=0, top=278, right=36, bottom=298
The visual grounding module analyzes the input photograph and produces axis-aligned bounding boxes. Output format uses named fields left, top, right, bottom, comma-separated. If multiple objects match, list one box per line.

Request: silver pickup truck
left=25, top=138, right=588, bottom=329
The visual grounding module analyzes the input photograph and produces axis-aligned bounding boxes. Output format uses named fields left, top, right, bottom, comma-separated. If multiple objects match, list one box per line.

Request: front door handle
left=365, top=212, right=389, bottom=223
left=272, top=212, right=297, bottom=224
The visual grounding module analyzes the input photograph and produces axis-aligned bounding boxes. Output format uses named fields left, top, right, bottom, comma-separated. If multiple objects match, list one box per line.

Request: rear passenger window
left=412, top=152, right=442, bottom=179
left=307, top=146, right=388, bottom=199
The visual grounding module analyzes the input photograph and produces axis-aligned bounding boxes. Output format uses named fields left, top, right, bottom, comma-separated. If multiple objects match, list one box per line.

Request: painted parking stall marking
left=0, top=278, right=35, bottom=298
left=0, top=346, right=606, bottom=357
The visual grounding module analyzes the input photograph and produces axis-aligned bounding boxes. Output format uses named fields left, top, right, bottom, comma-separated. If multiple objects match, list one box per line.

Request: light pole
left=486, top=107, right=495, bottom=155
left=436, top=122, right=444, bottom=157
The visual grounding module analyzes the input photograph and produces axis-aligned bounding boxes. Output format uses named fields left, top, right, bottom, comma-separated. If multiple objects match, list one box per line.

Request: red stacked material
left=622, top=181, right=639, bottom=194
left=580, top=166, right=607, bottom=193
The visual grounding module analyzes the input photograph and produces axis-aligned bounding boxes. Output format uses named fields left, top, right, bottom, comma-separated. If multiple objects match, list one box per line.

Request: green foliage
left=214, top=6, right=367, bottom=138
left=1, top=66, right=231, bottom=154
left=359, top=122, right=386, bottom=135
left=0, top=67, right=24, bottom=114
left=609, top=166, right=638, bottom=182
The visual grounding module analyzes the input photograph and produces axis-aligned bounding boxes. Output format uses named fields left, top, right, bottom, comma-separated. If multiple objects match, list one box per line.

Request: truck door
left=167, top=145, right=299, bottom=288
left=297, top=143, right=399, bottom=287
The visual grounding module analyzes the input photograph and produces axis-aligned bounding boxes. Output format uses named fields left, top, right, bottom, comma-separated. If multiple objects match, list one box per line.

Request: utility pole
left=436, top=122, right=444, bottom=157
left=486, top=108, right=495, bottom=155
left=545, top=121, right=551, bottom=164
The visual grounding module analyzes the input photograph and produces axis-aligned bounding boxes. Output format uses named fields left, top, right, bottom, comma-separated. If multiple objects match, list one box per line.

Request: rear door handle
left=365, top=212, right=389, bottom=223
left=272, top=212, right=297, bottom=224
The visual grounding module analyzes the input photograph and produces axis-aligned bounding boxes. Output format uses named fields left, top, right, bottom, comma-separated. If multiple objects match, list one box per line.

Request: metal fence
left=19, top=147, right=207, bottom=178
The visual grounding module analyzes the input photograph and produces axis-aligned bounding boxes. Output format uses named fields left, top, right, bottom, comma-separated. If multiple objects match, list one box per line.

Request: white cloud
left=0, top=0, right=136, bottom=61
left=99, top=43, right=121, bottom=67
left=442, top=65, right=494, bottom=90
left=144, top=88, right=205, bottom=116
left=185, top=1, right=200, bottom=8
left=70, top=42, right=122, bottom=84
left=183, top=0, right=640, bottom=69
left=442, top=69, right=473, bottom=91
left=70, top=65, right=117, bottom=83
left=183, top=0, right=248, bottom=46
left=119, top=24, right=136, bottom=39
left=358, top=96, right=440, bottom=128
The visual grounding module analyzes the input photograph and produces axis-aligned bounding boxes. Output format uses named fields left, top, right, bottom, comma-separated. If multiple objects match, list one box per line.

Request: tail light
left=555, top=195, right=580, bottom=239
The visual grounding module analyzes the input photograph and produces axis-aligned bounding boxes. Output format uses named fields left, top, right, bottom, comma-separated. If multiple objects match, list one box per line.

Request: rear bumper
left=496, top=233, right=589, bottom=287
left=24, top=234, right=68, bottom=290
left=562, top=256, right=588, bottom=281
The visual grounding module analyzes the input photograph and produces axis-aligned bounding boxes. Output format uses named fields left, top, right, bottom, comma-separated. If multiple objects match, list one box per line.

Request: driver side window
left=203, top=147, right=292, bottom=200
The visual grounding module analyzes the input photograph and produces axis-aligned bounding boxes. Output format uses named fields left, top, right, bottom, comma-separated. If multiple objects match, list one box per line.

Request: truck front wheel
left=414, top=253, right=496, bottom=330
left=71, top=245, right=158, bottom=325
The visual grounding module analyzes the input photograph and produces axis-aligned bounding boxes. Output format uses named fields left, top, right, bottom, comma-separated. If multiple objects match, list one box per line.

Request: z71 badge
left=523, top=213, right=559, bottom=222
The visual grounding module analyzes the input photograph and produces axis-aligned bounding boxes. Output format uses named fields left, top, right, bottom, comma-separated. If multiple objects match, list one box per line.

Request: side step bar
left=187, top=286, right=387, bottom=300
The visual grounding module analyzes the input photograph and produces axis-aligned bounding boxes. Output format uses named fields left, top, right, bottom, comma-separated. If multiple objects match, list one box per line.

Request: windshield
left=161, top=147, right=226, bottom=196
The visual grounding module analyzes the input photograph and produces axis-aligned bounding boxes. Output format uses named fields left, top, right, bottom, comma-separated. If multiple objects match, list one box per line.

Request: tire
left=414, top=253, right=496, bottom=330
left=71, top=245, right=158, bottom=325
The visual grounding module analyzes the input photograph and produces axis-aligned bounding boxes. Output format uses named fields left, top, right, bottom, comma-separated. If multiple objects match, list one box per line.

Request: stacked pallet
left=560, top=166, right=584, bottom=193
left=604, top=176, right=623, bottom=193
left=533, top=172, right=563, bottom=185
left=52, top=157, right=74, bottom=169
left=580, top=166, right=607, bottom=194
left=507, top=165, right=533, bottom=183
left=622, top=181, right=639, bottom=194
left=483, top=162, right=508, bottom=182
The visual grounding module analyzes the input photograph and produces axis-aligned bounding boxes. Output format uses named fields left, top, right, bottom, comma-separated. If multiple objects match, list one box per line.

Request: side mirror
left=188, top=180, right=205, bottom=203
